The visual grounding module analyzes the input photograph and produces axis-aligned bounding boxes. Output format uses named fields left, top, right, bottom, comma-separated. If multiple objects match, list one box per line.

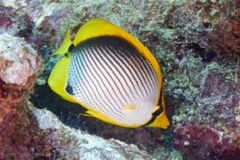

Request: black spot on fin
left=152, top=109, right=161, bottom=117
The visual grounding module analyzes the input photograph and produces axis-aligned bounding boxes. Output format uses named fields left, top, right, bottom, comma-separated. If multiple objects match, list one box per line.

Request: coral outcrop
left=0, top=33, right=42, bottom=159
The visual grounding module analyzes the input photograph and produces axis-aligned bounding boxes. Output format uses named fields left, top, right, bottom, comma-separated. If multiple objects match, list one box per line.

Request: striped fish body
left=48, top=18, right=169, bottom=128
left=68, top=36, right=159, bottom=126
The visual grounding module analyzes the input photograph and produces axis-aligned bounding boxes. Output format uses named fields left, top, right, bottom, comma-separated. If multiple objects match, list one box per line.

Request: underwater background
left=0, top=0, right=240, bottom=159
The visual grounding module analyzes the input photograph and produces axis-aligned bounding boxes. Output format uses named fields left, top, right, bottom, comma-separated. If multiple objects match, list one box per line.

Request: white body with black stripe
left=67, top=36, right=159, bottom=125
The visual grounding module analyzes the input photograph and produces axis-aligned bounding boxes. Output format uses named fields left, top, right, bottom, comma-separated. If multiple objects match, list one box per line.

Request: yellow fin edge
left=83, top=109, right=139, bottom=128
left=48, top=52, right=78, bottom=103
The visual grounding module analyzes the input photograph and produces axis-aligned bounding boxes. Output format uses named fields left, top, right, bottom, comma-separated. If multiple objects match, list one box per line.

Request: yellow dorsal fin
left=123, top=104, right=136, bottom=111
left=52, top=25, right=72, bottom=55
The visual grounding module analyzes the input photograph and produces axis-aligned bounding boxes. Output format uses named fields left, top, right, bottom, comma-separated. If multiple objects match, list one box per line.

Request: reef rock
left=29, top=105, right=158, bottom=160
left=0, top=33, right=42, bottom=159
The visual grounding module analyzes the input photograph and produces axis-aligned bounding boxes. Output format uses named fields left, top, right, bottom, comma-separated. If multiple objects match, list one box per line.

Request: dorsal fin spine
left=52, top=25, right=72, bottom=55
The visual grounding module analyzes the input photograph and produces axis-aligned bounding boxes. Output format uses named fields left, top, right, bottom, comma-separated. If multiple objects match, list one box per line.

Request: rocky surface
left=1, top=0, right=240, bottom=159
left=29, top=105, right=159, bottom=160
left=0, top=33, right=42, bottom=159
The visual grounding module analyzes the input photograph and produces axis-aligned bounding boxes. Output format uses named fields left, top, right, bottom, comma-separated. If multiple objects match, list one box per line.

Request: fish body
left=48, top=18, right=169, bottom=128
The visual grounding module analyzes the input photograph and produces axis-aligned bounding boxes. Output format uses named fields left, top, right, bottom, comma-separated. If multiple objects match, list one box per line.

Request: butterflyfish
left=48, top=18, right=169, bottom=128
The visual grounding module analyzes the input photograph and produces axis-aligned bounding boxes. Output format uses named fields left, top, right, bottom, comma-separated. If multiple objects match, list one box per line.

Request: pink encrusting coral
left=0, top=33, right=44, bottom=159
left=173, top=124, right=240, bottom=160
left=170, top=60, right=240, bottom=159
left=0, top=32, right=87, bottom=159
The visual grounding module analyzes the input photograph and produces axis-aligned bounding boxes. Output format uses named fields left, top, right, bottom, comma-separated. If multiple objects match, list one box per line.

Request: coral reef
left=1, top=0, right=240, bottom=159
left=0, top=33, right=42, bottom=159
left=173, top=123, right=240, bottom=160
